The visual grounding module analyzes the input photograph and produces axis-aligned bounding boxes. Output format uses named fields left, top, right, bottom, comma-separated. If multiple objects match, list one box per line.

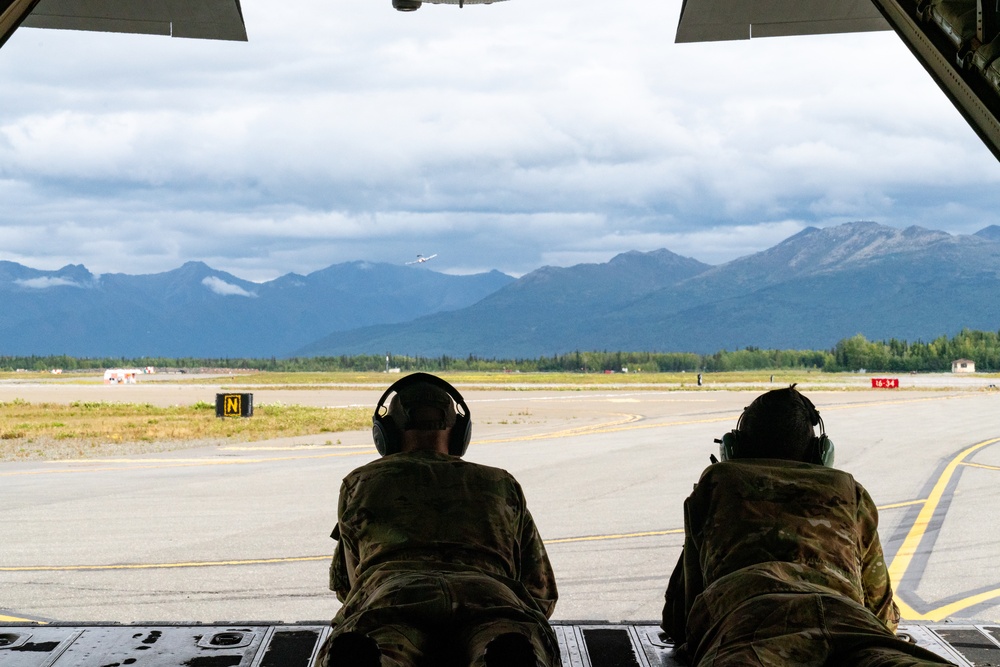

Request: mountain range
left=3, top=221, right=1000, bottom=358
left=298, top=221, right=1000, bottom=357
left=0, top=261, right=513, bottom=357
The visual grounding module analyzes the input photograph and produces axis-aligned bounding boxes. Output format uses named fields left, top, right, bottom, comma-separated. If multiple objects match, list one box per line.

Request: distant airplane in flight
left=406, top=254, right=438, bottom=264
left=392, top=0, right=507, bottom=12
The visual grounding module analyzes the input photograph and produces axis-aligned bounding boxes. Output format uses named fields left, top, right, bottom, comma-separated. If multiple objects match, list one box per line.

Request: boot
left=484, top=632, right=538, bottom=667
left=327, top=631, right=381, bottom=667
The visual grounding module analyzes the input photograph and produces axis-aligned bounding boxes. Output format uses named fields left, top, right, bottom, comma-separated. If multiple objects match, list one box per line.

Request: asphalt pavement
left=2, top=379, right=999, bottom=625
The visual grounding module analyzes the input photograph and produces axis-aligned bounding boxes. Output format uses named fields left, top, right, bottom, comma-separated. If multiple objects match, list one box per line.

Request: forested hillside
left=5, top=329, right=999, bottom=374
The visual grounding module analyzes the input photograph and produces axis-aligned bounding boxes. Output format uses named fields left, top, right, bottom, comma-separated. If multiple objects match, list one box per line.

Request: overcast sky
left=1, top=0, right=999, bottom=281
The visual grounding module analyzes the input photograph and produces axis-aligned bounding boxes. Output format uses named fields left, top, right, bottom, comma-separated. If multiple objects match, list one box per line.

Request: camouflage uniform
left=319, top=450, right=559, bottom=667
left=662, top=459, right=954, bottom=666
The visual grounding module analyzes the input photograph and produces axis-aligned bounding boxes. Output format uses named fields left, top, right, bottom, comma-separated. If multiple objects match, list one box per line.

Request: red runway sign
left=871, top=378, right=899, bottom=389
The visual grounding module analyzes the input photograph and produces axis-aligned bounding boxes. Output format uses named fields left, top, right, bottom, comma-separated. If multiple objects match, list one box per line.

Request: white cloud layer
left=14, top=276, right=82, bottom=289
left=0, top=0, right=998, bottom=281
left=202, top=276, right=256, bottom=297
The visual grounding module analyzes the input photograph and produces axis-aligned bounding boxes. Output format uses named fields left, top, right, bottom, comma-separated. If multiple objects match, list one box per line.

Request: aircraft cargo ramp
left=0, top=621, right=992, bottom=666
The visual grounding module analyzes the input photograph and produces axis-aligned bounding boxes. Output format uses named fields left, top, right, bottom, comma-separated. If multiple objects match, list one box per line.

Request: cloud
left=201, top=276, right=256, bottom=297
left=0, top=0, right=997, bottom=281
left=14, top=276, right=82, bottom=289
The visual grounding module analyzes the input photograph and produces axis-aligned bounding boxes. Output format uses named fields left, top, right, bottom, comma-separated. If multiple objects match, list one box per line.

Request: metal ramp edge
left=0, top=621, right=995, bottom=666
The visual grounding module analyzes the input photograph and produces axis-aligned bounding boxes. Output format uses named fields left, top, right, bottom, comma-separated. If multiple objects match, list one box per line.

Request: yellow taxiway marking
left=477, top=413, right=644, bottom=444
left=888, top=437, right=1000, bottom=621
left=878, top=499, right=927, bottom=511
left=54, top=458, right=247, bottom=464
left=0, top=532, right=684, bottom=573
left=551, top=499, right=922, bottom=549
left=2, top=414, right=652, bottom=476
left=478, top=413, right=734, bottom=444
left=821, top=395, right=962, bottom=411
left=0, top=504, right=920, bottom=573
left=959, top=461, right=1000, bottom=472
left=485, top=394, right=966, bottom=443
left=0, top=613, right=43, bottom=623
left=5, top=415, right=652, bottom=476
left=220, top=444, right=372, bottom=451
left=548, top=529, right=684, bottom=544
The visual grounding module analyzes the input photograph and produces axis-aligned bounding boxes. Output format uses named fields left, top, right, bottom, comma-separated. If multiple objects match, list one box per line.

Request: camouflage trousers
left=317, top=571, right=559, bottom=667
left=691, top=593, right=955, bottom=667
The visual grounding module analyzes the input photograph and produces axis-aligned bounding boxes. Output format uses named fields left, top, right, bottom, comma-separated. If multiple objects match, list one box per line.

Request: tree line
left=2, top=329, right=999, bottom=373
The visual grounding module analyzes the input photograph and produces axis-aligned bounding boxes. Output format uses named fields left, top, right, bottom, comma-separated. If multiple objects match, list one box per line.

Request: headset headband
left=372, top=373, right=472, bottom=457
left=722, top=387, right=833, bottom=466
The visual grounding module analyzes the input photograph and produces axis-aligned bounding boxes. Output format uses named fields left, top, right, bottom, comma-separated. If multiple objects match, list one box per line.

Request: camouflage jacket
left=662, top=459, right=899, bottom=647
left=329, top=450, right=557, bottom=619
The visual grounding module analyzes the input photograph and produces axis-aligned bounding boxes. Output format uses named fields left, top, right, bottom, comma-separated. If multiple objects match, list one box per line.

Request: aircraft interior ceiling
left=1, top=0, right=246, bottom=46
left=872, top=0, right=1000, bottom=159
left=0, top=0, right=40, bottom=49
left=674, top=0, right=892, bottom=41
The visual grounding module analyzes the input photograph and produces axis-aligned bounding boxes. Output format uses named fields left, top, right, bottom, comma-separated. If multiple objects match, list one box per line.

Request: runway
left=2, top=380, right=999, bottom=625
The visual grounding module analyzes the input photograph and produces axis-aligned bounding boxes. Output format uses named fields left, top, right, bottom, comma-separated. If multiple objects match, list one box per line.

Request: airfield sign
left=216, top=392, right=253, bottom=418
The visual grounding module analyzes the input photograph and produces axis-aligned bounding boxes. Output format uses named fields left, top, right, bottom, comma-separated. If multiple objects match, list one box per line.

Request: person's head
left=371, top=373, right=472, bottom=456
left=387, top=380, right=456, bottom=454
left=721, top=384, right=833, bottom=465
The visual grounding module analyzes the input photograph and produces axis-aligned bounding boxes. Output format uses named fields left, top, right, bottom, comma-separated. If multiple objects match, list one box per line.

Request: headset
left=372, top=372, right=472, bottom=457
left=718, top=391, right=835, bottom=467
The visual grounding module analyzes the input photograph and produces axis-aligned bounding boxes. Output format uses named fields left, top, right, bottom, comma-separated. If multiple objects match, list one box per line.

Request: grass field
left=1, top=369, right=845, bottom=385
left=172, top=369, right=837, bottom=388
left=1, top=369, right=993, bottom=461
left=0, top=399, right=369, bottom=461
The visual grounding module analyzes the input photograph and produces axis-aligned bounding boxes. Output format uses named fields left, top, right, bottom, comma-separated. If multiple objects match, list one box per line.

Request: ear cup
left=816, top=435, right=835, bottom=467
left=719, top=431, right=739, bottom=461
left=372, top=412, right=403, bottom=456
left=449, top=414, right=472, bottom=456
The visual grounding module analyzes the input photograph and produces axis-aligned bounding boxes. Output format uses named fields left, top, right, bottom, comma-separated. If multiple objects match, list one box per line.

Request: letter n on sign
left=216, top=393, right=254, bottom=418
